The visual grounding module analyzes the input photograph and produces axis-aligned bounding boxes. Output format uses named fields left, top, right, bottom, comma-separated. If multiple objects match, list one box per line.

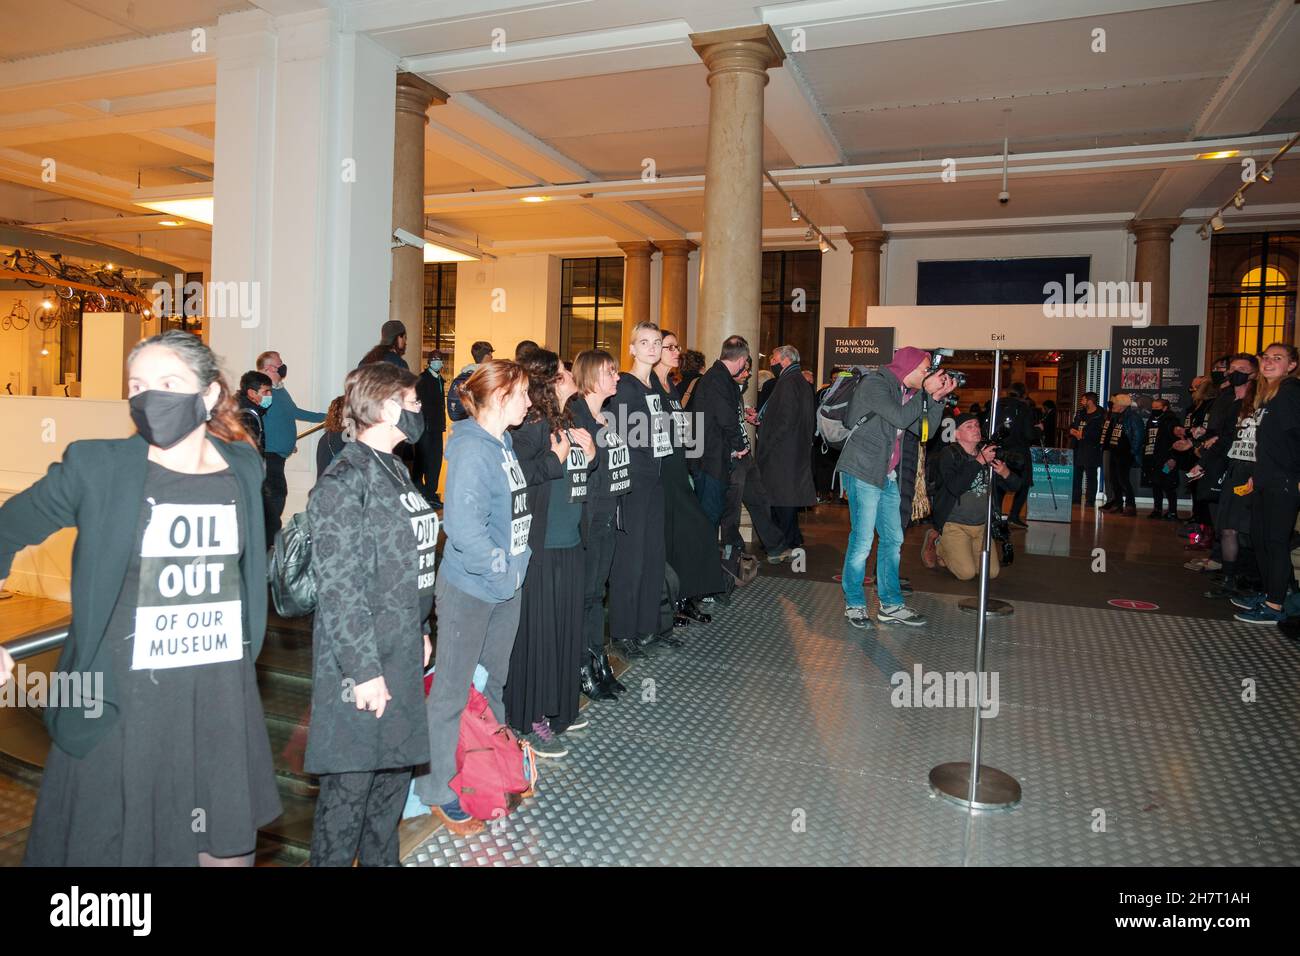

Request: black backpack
left=268, top=511, right=316, bottom=618
left=815, top=368, right=874, bottom=451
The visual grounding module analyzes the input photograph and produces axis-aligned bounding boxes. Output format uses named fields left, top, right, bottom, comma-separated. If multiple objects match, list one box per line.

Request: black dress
left=658, top=375, right=726, bottom=601
left=24, top=462, right=281, bottom=866
left=503, top=419, right=587, bottom=735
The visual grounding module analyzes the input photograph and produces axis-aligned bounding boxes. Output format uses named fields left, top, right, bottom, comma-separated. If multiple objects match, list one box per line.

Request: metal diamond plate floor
left=408, top=575, right=1300, bottom=866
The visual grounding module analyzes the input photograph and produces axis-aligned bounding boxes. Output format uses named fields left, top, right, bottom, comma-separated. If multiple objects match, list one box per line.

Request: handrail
left=2, top=621, right=70, bottom=663
left=297, top=422, right=326, bottom=441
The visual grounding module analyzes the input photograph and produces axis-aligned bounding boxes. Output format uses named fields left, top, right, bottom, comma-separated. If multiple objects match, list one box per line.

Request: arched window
left=1237, top=265, right=1288, bottom=353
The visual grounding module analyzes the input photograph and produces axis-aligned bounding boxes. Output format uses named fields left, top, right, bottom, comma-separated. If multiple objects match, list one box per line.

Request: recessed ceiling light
left=158, top=220, right=185, bottom=227
left=520, top=195, right=550, bottom=203
left=1197, top=150, right=1239, bottom=160
left=423, top=242, right=479, bottom=263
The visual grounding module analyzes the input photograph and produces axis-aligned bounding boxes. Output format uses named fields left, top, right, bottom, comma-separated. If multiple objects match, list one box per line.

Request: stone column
left=691, top=26, right=785, bottom=359
left=845, top=231, right=886, bottom=326
left=390, top=72, right=447, bottom=368
left=658, top=239, right=697, bottom=339
left=1129, top=218, right=1181, bottom=327
left=618, top=241, right=657, bottom=368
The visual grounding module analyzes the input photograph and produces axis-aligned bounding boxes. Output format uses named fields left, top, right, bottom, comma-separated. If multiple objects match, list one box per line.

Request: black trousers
left=1105, top=450, right=1135, bottom=507
left=723, top=455, right=785, bottom=553
left=1251, top=485, right=1300, bottom=606
left=771, top=506, right=803, bottom=549
left=609, top=480, right=665, bottom=641
left=263, top=452, right=288, bottom=541
left=413, top=432, right=443, bottom=500
left=581, top=500, right=618, bottom=659
left=310, top=767, right=411, bottom=867
left=1072, top=449, right=1100, bottom=505
left=1149, top=470, right=1179, bottom=513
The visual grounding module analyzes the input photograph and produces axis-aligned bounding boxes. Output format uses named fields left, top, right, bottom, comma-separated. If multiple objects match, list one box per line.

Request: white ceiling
left=0, top=0, right=1296, bottom=266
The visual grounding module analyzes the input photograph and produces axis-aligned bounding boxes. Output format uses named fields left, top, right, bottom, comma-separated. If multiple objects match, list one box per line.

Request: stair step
left=256, top=667, right=313, bottom=725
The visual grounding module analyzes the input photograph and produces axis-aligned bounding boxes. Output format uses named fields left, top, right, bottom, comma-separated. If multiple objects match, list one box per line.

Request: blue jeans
left=841, top=473, right=904, bottom=609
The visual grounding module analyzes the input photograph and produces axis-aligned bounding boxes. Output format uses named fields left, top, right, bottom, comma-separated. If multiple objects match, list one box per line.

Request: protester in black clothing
left=0, top=330, right=280, bottom=866
left=1099, top=394, right=1142, bottom=515
left=757, top=344, right=817, bottom=549
left=1175, top=375, right=1220, bottom=530
left=569, top=350, right=631, bottom=701
left=1234, top=344, right=1300, bottom=625
left=606, top=322, right=671, bottom=657
left=1039, top=399, right=1058, bottom=448
left=237, top=370, right=273, bottom=454
left=503, top=350, right=596, bottom=757
left=994, top=382, right=1037, bottom=527
left=413, top=349, right=447, bottom=507
left=1141, top=397, right=1181, bottom=518
left=1069, top=392, right=1104, bottom=506
left=306, top=361, right=435, bottom=866
left=315, top=396, right=347, bottom=478
left=653, top=330, right=727, bottom=628
left=1188, top=357, right=1256, bottom=596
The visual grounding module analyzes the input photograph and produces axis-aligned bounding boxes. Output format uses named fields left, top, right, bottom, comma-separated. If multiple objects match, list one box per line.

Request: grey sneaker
left=529, top=720, right=569, bottom=758
left=878, top=603, right=927, bottom=627
left=844, top=606, right=873, bottom=629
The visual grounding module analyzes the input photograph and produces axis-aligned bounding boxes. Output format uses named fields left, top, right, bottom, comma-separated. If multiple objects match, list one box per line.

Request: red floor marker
left=1108, top=599, right=1159, bottom=611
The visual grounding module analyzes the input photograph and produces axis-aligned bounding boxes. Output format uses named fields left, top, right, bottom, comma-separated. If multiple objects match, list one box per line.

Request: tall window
left=560, top=257, right=624, bottom=363
left=760, top=250, right=821, bottom=374
left=422, top=263, right=457, bottom=355
left=1207, top=231, right=1298, bottom=363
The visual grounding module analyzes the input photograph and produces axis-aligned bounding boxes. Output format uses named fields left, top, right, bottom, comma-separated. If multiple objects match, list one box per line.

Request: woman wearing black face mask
left=306, top=361, right=437, bottom=865
left=0, top=330, right=281, bottom=866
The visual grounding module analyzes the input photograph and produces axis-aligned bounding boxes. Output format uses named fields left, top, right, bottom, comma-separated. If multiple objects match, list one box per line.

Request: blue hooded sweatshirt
left=438, top=415, right=532, bottom=603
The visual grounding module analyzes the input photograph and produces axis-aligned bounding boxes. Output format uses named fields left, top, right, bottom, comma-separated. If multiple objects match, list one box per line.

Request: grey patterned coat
left=304, top=441, right=431, bottom=774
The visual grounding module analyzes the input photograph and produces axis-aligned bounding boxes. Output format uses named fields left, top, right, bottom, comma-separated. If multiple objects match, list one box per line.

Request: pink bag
left=448, top=687, right=538, bottom=821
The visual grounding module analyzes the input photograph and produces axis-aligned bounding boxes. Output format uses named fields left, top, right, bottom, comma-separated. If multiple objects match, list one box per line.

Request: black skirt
left=661, top=449, right=726, bottom=600
left=503, top=544, right=584, bottom=735
left=1216, top=459, right=1255, bottom=532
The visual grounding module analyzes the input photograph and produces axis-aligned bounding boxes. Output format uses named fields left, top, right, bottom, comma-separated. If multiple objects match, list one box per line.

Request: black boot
left=615, top=637, right=644, bottom=660
left=1204, top=574, right=1238, bottom=600
left=597, top=652, right=626, bottom=695
left=581, top=659, right=617, bottom=701
left=676, top=599, right=712, bottom=624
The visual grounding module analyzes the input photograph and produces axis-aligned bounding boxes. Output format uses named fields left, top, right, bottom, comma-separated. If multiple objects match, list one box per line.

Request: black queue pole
left=928, top=348, right=1022, bottom=812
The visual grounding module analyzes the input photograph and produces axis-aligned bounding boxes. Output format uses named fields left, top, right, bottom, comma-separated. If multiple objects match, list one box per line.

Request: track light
left=1259, top=166, right=1274, bottom=183
left=790, top=202, right=799, bottom=222
left=1210, top=214, right=1225, bottom=232
left=1232, top=192, right=1245, bottom=210
left=803, top=226, right=813, bottom=241
left=1197, top=225, right=1209, bottom=240
left=818, top=237, right=831, bottom=254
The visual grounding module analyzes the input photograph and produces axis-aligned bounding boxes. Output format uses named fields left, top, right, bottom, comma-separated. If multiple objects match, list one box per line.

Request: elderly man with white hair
left=756, top=344, right=818, bottom=554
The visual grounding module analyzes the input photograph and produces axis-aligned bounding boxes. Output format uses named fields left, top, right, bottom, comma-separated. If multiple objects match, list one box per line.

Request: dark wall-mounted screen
left=917, top=256, right=1091, bottom=305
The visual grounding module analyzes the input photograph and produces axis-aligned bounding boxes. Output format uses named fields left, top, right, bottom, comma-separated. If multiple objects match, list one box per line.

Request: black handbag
left=268, top=510, right=316, bottom=618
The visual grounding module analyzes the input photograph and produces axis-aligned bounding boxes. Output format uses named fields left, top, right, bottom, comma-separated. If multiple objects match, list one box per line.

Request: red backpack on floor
left=426, top=673, right=538, bottom=822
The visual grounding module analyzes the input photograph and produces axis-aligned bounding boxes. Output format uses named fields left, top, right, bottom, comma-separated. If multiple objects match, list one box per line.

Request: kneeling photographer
left=924, top=413, right=1020, bottom=581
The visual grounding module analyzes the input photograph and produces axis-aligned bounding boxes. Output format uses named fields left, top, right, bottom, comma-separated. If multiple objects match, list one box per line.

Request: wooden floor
left=0, top=592, right=70, bottom=645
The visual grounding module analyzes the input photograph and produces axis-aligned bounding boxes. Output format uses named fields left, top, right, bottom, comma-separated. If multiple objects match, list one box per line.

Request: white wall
left=453, top=254, right=560, bottom=372
left=0, top=397, right=135, bottom=599
left=0, top=291, right=63, bottom=397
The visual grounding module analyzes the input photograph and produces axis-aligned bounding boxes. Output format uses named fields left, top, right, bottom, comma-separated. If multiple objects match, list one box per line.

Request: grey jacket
left=835, top=366, right=946, bottom=489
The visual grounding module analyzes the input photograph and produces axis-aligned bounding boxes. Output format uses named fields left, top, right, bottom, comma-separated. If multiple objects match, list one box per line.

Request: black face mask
left=276, top=364, right=287, bottom=379
left=1151, top=407, right=1165, bottom=417
left=1228, top=370, right=1250, bottom=387
left=396, top=407, right=425, bottom=444
left=129, top=389, right=209, bottom=449
left=1211, top=369, right=1226, bottom=386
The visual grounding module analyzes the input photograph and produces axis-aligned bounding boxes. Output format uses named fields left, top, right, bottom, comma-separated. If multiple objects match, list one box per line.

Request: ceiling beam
left=131, top=127, right=216, bottom=164
left=0, top=148, right=139, bottom=213
left=0, top=104, right=216, bottom=149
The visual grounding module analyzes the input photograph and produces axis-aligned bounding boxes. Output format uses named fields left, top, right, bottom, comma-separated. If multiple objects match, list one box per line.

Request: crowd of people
left=4, top=324, right=1298, bottom=868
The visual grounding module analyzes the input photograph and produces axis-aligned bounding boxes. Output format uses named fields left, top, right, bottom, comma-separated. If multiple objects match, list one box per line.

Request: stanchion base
left=958, top=598, right=1013, bottom=616
left=929, top=762, right=1022, bottom=812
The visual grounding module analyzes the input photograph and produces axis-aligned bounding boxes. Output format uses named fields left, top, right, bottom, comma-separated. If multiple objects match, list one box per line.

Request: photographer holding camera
left=836, top=347, right=955, bottom=629
left=923, top=413, right=1020, bottom=581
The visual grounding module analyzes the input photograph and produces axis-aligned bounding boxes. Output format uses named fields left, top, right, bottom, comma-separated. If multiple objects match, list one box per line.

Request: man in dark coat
left=414, top=349, right=447, bottom=508
left=757, top=345, right=816, bottom=549
left=689, top=335, right=789, bottom=567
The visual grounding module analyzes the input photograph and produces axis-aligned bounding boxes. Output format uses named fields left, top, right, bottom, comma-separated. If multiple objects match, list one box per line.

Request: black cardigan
left=0, top=434, right=267, bottom=757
